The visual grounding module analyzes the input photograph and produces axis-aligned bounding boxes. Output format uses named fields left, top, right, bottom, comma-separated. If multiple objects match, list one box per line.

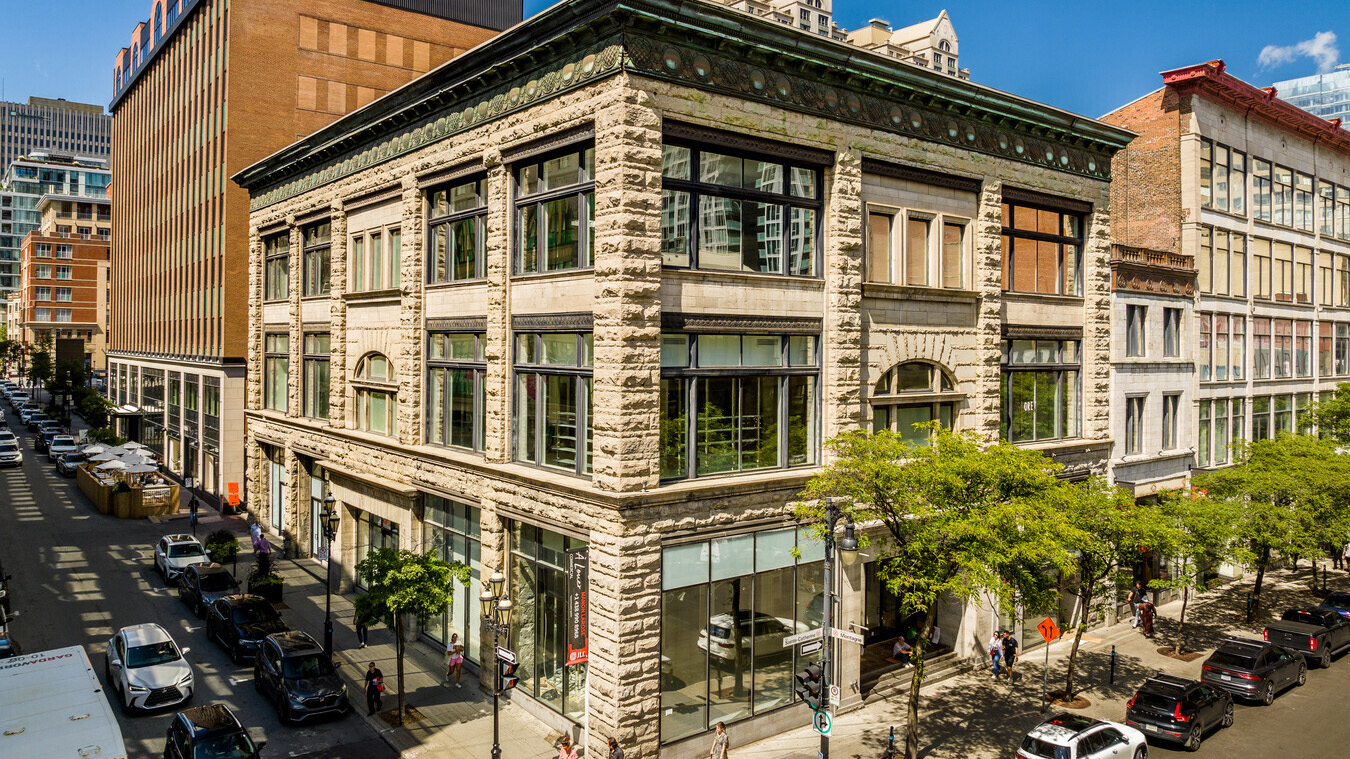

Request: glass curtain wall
left=422, top=497, right=482, bottom=663
left=509, top=522, right=588, bottom=722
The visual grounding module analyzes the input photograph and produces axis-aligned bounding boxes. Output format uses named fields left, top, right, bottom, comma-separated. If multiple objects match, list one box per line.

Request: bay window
left=514, top=332, right=592, bottom=475
left=999, top=339, right=1081, bottom=443
left=428, top=178, right=485, bottom=283
left=428, top=332, right=486, bottom=451
left=516, top=147, right=594, bottom=274
left=660, top=333, right=819, bottom=480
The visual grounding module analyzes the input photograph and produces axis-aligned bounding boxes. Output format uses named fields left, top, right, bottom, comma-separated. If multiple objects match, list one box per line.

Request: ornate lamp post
left=480, top=570, right=514, bottom=759
left=321, top=492, right=341, bottom=659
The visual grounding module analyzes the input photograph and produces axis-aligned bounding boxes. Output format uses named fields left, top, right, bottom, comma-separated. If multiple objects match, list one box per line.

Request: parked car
left=104, top=622, right=194, bottom=713
left=17, top=406, right=40, bottom=426
left=697, top=610, right=805, bottom=663
left=55, top=451, right=87, bottom=477
left=253, top=631, right=350, bottom=724
left=1265, top=607, right=1350, bottom=668
left=45, top=434, right=78, bottom=462
left=206, top=594, right=289, bottom=664
left=0, top=440, right=22, bottom=468
left=164, top=703, right=264, bottom=759
left=8, top=392, right=30, bottom=408
left=1017, top=713, right=1148, bottom=759
left=178, top=563, right=241, bottom=618
left=1201, top=637, right=1305, bottom=704
left=155, top=535, right=210, bottom=583
left=1317, top=591, right=1350, bottom=620
left=0, top=556, right=11, bottom=617
left=25, top=412, right=49, bottom=432
left=1124, top=672, right=1233, bottom=751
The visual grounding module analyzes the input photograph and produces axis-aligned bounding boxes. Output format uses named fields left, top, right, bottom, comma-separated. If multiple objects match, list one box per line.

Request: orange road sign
left=1037, top=617, right=1061, bottom=643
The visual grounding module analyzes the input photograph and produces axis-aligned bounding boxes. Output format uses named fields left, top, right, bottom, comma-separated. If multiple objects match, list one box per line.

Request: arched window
left=870, top=361, right=962, bottom=444
left=154, top=5, right=162, bottom=42
left=938, top=39, right=951, bottom=52
left=354, top=353, right=397, bottom=435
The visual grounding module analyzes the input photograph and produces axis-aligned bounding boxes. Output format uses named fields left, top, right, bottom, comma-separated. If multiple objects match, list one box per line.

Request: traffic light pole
left=820, top=503, right=834, bottom=759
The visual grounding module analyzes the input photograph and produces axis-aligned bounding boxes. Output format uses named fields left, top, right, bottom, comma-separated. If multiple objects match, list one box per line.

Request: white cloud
left=1259, top=31, right=1340, bottom=73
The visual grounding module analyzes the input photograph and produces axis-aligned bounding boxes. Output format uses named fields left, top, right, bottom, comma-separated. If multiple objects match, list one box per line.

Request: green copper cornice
left=238, top=0, right=1134, bottom=211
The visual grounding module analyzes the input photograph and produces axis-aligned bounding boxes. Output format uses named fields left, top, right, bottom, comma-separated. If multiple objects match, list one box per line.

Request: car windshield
left=198, top=573, right=237, bottom=592
left=1131, top=691, right=1177, bottom=711
left=282, top=653, right=334, bottom=679
left=1283, top=611, right=1320, bottom=624
left=1324, top=594, right=1350, bottom=609
left=1208, top=651, right=1257, bottom=669
left=234, top=604, right=279, bottom=625
left=126, top=641, right=181, bottom=668
left=1019, top=736, right=1071, bottom=759
left=63, top=453, right=85, bottom=462
left=192, top=732, right=256, bottom=759
left=52, top=437, right=74, bottom=446
left=0, top=443, right=17, bottom=452
left=170, top=544, right=205, bottom=558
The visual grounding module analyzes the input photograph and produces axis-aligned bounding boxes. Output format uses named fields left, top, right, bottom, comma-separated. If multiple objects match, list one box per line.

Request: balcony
left=1110, top=244, right=1195, bottom=272
left=1109, top=244, right=1197, bottom=297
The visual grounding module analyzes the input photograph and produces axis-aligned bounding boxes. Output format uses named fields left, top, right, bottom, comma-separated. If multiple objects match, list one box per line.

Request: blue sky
left=0, top=0, right=1345, bottom=120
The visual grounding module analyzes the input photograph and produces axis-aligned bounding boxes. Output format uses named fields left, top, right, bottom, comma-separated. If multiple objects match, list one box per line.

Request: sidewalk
left=740, top=564, right=1348, bottom=759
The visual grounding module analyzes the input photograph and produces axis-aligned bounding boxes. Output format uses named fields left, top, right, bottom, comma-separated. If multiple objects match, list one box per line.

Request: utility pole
left=801, top=498, right=858, bottom=759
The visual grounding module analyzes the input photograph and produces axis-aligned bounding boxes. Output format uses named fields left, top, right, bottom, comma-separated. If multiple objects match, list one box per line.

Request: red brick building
left=18, top=195, right=112, bottom=372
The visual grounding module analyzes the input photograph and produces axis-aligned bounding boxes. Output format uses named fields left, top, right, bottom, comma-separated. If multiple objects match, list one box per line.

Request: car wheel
left=1133, top=747, right=1147, bottom=759
left=253, top=670, right=263, bottom=693
left=1320, top=650, right=1331, bottom=668
left=1184, top=724, right=1201, bottom=752
left=1261, top=681, right=1275, bottom=705
left=1221, top=701, right=1234, bottom=728
left=276, top=697, right=290, bottom=725
left=1297, top=663, right=1307, bottom=686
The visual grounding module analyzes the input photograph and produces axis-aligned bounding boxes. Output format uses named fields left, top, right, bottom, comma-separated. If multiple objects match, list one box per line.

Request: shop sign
left=566, top=546, right=589, bottom=665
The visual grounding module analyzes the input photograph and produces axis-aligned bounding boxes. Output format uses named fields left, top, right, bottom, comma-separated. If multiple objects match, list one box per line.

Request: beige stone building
left=233, top=0, right=1132, bottom=756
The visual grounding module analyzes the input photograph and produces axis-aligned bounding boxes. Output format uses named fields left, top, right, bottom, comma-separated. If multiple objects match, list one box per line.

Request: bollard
left=1109, top=645, right=1116, bottom=685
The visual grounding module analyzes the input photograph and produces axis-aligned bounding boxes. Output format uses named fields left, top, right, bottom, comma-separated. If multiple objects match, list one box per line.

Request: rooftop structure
left=0, top=97, right=110, bottom=181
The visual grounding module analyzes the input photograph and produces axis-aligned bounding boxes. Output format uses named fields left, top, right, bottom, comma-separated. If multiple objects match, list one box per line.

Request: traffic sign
left=828, top=684, right=840, bottom=707
left=812, top=710, right=832, bottom=736
left=783, top=628, right=825, bottom=648
left=799, top=640, right=822, bottom=656
left=1037, top=617, right=1061, bottom=643
left=830, top=628, right=864, bottom=646
left=495, top=646, right=517, bottom=664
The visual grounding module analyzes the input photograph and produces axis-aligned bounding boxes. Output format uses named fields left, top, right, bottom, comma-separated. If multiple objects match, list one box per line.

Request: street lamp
left=480, top=570, right=514, bottom=759
left=818, top=497, right=857, bottom=759
left=321, top=492, right=341, bottom=659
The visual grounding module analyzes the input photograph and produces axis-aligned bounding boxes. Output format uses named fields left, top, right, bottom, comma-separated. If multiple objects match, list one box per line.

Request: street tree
left=798, top=426, right=1073, bottom=759
left=1149, top=492, right=1238, bottom=654
left=1311, top=382, right=1350, bottom=442
left=28, top=332, right=53, bottom=400
left=353, top=548, right=470, bottom=725
left=1052, top=477, right=1172, bottom=699
left=1195, top=434, right=1350, bottom=620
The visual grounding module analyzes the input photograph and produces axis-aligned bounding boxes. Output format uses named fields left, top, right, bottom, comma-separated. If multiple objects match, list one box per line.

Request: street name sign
left=783, top=628, right=825, bottom=648
left=830, top=628, right=864, bottom=646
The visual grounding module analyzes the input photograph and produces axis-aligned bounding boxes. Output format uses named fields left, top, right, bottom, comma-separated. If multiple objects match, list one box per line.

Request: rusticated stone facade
left=233, top=2, right=1132, bottom=758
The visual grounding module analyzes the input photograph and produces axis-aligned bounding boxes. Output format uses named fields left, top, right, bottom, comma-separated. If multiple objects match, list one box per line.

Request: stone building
left=1104, top=60, right=1350, bottom=470
left=232, top=0, right=1132, bottom=757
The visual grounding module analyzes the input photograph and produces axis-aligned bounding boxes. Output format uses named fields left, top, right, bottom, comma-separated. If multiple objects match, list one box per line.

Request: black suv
left=164, top=703, right=265, bottom=759
left=178, top=564, right=241, bottom=618
left=254, top=631, right=350, bottom=724
left=206, top=594, right=289, bottom=664
left=1201, top=637, right=1306, bottom=704
left=1124, top=673, right=1233, bottom=751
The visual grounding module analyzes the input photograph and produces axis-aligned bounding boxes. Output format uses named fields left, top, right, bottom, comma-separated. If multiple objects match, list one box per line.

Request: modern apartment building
left=232, top=1, right=1132, bottom=756
left=1104, top=59, right=1350, bottom=471
left=1273, top=65, right=1350, bottom=123
left=0, top=97, right=110, bottom=179
left=17, top=194, right=112, bottom=372
left=106, top=0, right=520, bottom=505
left=0, top=153, right=111, bottom=295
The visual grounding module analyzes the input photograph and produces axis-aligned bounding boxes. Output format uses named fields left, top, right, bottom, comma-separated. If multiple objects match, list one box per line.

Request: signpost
left=830, top=628, right=864, bottom=646
left=812, top=710, right=832, bottom=736
left=783, top=628, right=824, bottom=648
left=799, top=640, right=823, bottom=657
left=828, top=684, right=840, bottom=707
left=1037, top=617, right=1061, bottom=710
left=495, top=646, right=517, bottom=665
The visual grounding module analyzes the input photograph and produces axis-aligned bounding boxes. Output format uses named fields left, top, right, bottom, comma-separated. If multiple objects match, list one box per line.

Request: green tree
left=354, top=548, right=470, bottom=725
left=1195, top=434, right=1350, bottom=620
left=1149, top=492, right=1238, bottom=654
left=799, top=426, right=1074, bottom=759
left=1053, top=477, right=1173, bottom=699
left=1311, top=382, right=1350, bottom=442
left=28, top=332, right=53, bottom=400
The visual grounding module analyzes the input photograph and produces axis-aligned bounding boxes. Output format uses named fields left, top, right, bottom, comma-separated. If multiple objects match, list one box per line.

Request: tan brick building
left=233, top=1, right=1133, bottom=756
left=106, top=0, right=518, bottom=503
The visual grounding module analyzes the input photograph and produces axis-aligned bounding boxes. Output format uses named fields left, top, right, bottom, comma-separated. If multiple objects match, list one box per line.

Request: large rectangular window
left=302, top=333, right=330, bottom=420
left=1252, top=238, right=1271, bottom=299
left=349, top=225, right=401, bottom=292
left=1273, top=242, right=1294, bottom=302
left=1000, top=339, right=1081, bottom=443
left=1252, top=159, right=1272, bottom=222
left=1199, top=227, right=1245, bottom=296
left=1124, top=396, right=1144, bottom=455
left=427, top=178, right=486, bottom=283
left=661, top=142, right=822, bottom=276
left=516, top=147, right=595, bottom=274
left=1252, top=318, right=1271, bottom=379
left=301, top=221, right=331, bottom=297
left=264, top=333, right=288, bottom=413
left=1126, top=305, right=1146, bottom=357
left=1163, top=308, right=1181, bottom=358
left=1295, top=172, right=1315, bottom=232
left=1273, top=165, right=1294, bottom=227
left=660, top=527, right=824, bottom=741
left=1200, top=140, right=1244, bottom=215
left=1295, top=246, right=1313, bottom=304
left=1338, top=324, right=1350, bottom=376
left=659, top=334, right=819, bottom=480
left=1000, top=200, right=1084, bottom=296
left=263, top=233, right=289, bottom=301
left=422, top=497, right=481, bottom=663
left=1162, top=394, right=1179, bottom=450
left=1274, top=319, right=1293, bottom=379
left=428, top=333, right=486, bottom=451
left=1320, top=322, right=1334, bottom=377
left=514, top=332, right=593, bottom=475
left=509, top=523, right=588, bottom=722
left=1296, top=320, right=1313, bottom=378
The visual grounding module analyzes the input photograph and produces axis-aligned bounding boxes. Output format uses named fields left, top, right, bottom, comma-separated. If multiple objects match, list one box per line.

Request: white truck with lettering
left=0, top=646, right=128, bottom=758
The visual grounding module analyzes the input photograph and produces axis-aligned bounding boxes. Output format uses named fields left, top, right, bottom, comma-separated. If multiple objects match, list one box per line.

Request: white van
left=0, top=646, right=128, bottom=759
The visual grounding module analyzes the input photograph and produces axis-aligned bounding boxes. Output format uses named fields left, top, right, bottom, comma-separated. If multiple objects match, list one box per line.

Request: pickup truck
left=1264, top=607, right=1350, bottom=668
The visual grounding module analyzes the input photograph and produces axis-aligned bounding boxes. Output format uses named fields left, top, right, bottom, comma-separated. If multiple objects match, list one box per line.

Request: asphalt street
left=0, top=400, right=395, bottom=759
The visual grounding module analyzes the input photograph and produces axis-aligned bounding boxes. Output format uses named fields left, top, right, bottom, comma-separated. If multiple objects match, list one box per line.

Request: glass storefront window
left=423, top=497, right=482, bottom=664
left=509, top=522, right=588, bottom=722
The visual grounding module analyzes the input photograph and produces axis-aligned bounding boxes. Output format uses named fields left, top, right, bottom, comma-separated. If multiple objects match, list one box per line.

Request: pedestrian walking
left=188, top=496, right=199, bottom=535
left=709, top=722, right=730, bottom=759
left=1129, top=581, right=1144, bottom=628
left=1000, top=631, right=1019, bottom=683
left=1139, top=600, right=1156, bottom=637
left=558, top=736, right=579, bottom=759
left=988, top=631, right=1003, bottom=680
left=1342, top=541, right=1350, bottom=571
left=355, top=610, right=369, bottom=649
left=445, top=633, right=465, bottom=688
left=608, top=737, right=624, bottom=759
left=364, top=662, right=385, bottom=716
left=1332, top=543, right=1344, bottom=571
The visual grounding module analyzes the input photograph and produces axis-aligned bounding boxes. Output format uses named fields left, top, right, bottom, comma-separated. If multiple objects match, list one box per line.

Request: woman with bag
left=558, top=736, right=579, bottom=759
left=709, top=721, right=730, bottom=759
left=445, top=633, right=466, bottom=688
left=365, top=662, right=385, bottom=716
left=988, top=631, right=1003, bottom=680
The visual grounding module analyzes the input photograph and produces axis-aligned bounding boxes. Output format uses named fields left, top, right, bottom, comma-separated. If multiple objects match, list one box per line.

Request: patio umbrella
left=81, top=444, right=108, bottom=455
left=96, top=460, right=128, bottom=471
left=123, top=442, right=148, bottom=450
left=102, top=445, right=131, bottom=456
left=89, top=453, right=118, bottom=463
left=125, top=464, right=159, bottom=474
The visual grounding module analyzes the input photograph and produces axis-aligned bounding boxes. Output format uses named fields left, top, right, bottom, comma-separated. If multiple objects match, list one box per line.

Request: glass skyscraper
left=1274, top=66, right=1350, bottom=123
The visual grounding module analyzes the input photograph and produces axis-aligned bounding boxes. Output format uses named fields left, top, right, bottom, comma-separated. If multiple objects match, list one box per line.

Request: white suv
left=105, top=623, right=194, bottom=712
left=1018, top=713, right=1147, bottom=759
left=155, top=535, right=209, bottom=582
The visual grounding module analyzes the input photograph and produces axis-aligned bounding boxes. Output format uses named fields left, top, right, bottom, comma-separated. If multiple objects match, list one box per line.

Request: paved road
left=0, top=400, right=394, bottom=759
